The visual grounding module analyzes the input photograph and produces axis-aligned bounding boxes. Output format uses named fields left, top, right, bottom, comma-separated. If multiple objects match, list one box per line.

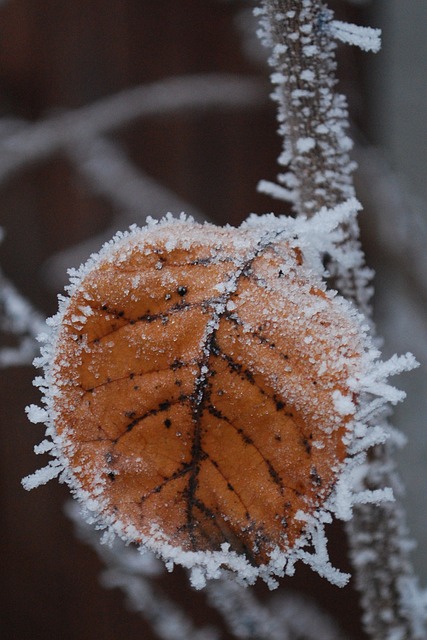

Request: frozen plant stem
left=257, top=1, right=426, bottom=639
left=256, top=0, right=373, bottom=313
left=256, top=0, right=356, bottom=216
left=347, top=441, right=427, bottom=640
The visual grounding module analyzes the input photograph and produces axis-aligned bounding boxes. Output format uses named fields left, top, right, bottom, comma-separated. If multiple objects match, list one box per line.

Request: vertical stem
left=256, top=0, right=356, bottom=216
left=346, top=441, right=427, bottom=640
left=256, top=1, right=426, bottom=638
left=257, top=0, right=371, bottom=317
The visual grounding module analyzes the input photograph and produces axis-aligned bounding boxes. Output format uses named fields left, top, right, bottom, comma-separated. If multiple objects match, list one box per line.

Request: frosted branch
left=255, top=0, right=356, bottom=216
left=206, top=578, right=344, bottom=639
left=66, top=137, right=206, bottom=224
left=66, top=503, right=220, bottom=640
left=206, top=578, right=287, bottom=640
left=255, top=0, right=373, bottom=316
left=330, top=21, right=381, bottom=53
left=41, top=136, right=207, bottom=290
left=255, top=2, right=426, bottom=639
left=0, top=268, right=45, bottom=367
left=269, top=591, right=345, bottom=639
left=346, top=439, right=427, bottom=639
left=0, top=74, right=265, bottom=183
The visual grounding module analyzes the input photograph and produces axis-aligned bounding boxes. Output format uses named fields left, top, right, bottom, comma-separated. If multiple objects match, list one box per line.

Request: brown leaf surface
left=53, top=221, right=361, bottom=565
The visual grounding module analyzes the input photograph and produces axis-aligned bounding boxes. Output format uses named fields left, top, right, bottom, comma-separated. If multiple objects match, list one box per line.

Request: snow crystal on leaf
left=34, top=439, right=55, bottom=455
left=25, top=404, right=48, bottom=424
left=332, top=390, right=356, bottom=416
left=22, top=460, right=63, bottom=490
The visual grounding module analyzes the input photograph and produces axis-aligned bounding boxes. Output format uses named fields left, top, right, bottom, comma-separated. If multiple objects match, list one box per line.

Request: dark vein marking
left=185, top=338, right=215, bottom=547
left=111, top=396, right=190, bottom=442
left=90, top=300, right=202, bottom=344
left=237, top=433, right=286, bottom=494
left=206, top=405, right=309, bottom=500
left=213, top=342, right=258, bottom=388
left=79, top=360, right=196, bottom=394
left=192, top=497, right=216, bottom=520
left=179, top=247, right=289, bottom=550
left=225, top=313, right=291, bottom=363
left=207, top=456, right=253, bottom=528
left=140, top=462, right=194, bottom=504
left=310, top=466, right=322, bottom=486
left=303, top=437, right=312, bottom=454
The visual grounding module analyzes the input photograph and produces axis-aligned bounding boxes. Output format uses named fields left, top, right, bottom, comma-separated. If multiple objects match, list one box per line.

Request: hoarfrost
left=25, top=404, right=48, bottom=424
left=0, top=267, right=45, bottom=367
left=332, top=390, right=356, bottom=416
left=22, top=460, right=63, bottom=490
left=296, top=136, right=316, bottom=153
left=330, top=20, right=381, bottom=53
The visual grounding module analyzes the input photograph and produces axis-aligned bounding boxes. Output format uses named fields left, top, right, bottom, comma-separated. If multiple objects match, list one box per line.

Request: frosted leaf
left=23, top=214, right=413, bottom=588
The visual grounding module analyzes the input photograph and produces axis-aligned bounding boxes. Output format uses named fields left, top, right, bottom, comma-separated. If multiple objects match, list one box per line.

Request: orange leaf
left=49, top=219, right=364, bottom=578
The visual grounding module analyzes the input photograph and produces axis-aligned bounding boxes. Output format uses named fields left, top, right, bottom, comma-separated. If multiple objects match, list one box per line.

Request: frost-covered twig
left=346, top=439, right=427, bottom=640
left=0, top=74, right=265, bottom=183
left=255, top=0, right=356, bottom=215
left=67, top=137, right=206, bottom=224
left=0, top=267, right=45, bottom=367
left=41, top=136, right=207, bottom=290
left=255, top=2, right=426, bottom=639
left=206, top=578, right=287, bottom=640
left=206, top=578, right=345, bottom=640
left=66, top=503, right=220, bottom=640
left=255, top=0, right=374, bottom=315
left=269, top=590, right=345, bottom=640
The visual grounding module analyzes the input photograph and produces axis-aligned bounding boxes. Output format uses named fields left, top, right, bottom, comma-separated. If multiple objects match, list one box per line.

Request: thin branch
left=255, top=0, right=372, bottom=317
left=66, top=503, right=221, bottom=640
left=269, top=590, right=345, bottom=640
left=206, top=578, right=345, bottom=640
left=66, top=137, right=206, bottom=224
left=0, top=74, right=266, bottom=184
left=0, top=268, right=45, bottom=367
left=206, top=578, right=287, bottom=640
left=346, top=440, right=427, bottom=640
left=41, top=136, right=207, bottom=291
left=255, top=0, right=356, bottom=215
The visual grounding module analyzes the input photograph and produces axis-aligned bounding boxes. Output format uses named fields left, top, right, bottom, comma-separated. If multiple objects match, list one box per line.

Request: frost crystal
left=330, top=20, right=381, bottom=53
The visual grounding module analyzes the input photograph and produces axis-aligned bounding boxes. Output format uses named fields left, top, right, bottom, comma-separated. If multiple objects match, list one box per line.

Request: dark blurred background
left=0, top=1, right=425, bottom=639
